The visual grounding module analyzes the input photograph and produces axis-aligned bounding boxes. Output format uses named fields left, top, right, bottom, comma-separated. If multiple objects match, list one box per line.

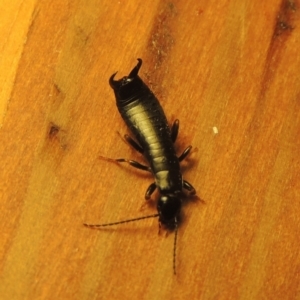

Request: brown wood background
left=1, top=0, right=300, bottom=299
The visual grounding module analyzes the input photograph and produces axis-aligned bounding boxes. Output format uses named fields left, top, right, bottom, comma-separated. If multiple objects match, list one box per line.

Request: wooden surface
left=1, top=0, right=300, bottom=299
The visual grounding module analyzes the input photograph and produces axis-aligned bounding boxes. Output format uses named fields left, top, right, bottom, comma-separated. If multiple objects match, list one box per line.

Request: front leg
left=145, top=182, right=157, bottom=200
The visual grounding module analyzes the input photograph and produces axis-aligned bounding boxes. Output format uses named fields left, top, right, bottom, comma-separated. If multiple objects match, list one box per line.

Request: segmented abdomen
left=117, top=93, right=182, bottom=192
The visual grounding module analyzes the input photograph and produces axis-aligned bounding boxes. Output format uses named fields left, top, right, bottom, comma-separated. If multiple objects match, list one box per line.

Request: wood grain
left=1, top=0, right=300, bottom=299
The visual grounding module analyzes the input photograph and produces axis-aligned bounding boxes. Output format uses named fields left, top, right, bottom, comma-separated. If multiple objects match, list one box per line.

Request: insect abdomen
left=110, top=60, right=182, bottom=192
left=120, top=95, right=181, bottom=189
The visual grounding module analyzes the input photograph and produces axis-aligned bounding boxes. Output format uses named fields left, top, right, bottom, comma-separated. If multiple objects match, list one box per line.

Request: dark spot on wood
left=51, top=83, right=66, bottom=110
left=54, top=82, right=62, bottom=94
left=47, top=122, right=67, bottom=150
left=195, top=8, right=204, bottom=16
left=148, top=3, right=177, bottom=69
left=74, top=25, right=90, bottom=46
left=274, top=0, right=297, bottom=37
left=49, top=122, right=60, bottom=138
left=254, top=0, right=297, bottom=122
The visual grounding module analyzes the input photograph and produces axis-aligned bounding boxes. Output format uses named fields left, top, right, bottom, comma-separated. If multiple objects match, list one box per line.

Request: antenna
left=84, top=213, right=179, bottom=275
left=173, top=218, right=178, bottom=275
left=84, top=213, right=159, bottom=228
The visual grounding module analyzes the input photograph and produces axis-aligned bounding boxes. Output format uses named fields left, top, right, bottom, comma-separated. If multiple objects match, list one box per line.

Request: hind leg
left=178, top=145, right=192, bottom=162
left=183, top=180, right=196, bottom=195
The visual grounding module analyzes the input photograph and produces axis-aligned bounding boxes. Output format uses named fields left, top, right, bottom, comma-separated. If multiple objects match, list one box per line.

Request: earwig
left=84, top=59, right=196, bottom=274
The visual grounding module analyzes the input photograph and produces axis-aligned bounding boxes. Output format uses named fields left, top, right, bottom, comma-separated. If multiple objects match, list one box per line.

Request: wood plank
left=0, top=0, right=299, bottom=299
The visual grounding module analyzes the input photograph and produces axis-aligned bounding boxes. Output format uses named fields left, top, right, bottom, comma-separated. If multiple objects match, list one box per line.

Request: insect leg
left=115, top=158, right=151, bottom=171
left=183, top=180, right=196, bottom=195
left=99, top=156, right=151, bottom=172
left=145, top=182, right=157, bottom=200
left=171, top=119, right=179, bottom=143
left=178, top=145, right=192, bottom=162
left=124, top=134, right=144, bottom=154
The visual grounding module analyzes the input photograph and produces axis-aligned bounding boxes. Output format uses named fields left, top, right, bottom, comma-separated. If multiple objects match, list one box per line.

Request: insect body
left=85, top=59, right=196, bottom=274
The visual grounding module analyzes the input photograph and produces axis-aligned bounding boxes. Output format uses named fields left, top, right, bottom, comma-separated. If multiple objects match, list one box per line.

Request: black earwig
left=84, top=59, right=196, bottom=274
